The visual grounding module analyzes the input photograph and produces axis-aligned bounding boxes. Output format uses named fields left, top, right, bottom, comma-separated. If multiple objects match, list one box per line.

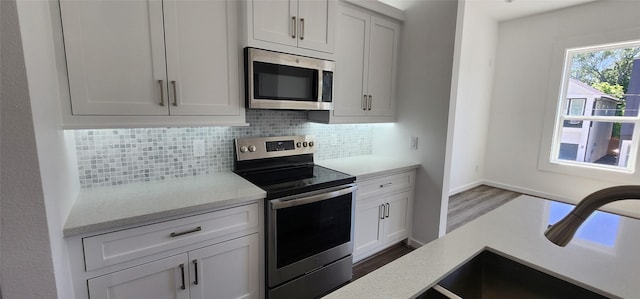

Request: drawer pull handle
left=380, top=183, right=393, bottom=188
left=179, top=263, right=186, bottom=290
left=193, top=259, right=199, bottom=285
left=170, top=226, right=202, bottom=238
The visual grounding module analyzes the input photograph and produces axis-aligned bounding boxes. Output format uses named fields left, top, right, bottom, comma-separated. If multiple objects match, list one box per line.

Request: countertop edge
left=317, top=155, right=421, bottom=179
left=354, top=164, right=421, bottom=181
left=63, top=193, right=266, bottom=237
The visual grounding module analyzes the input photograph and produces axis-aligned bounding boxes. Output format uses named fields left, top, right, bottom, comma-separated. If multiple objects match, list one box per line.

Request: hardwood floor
left=351, top=242, right=415, bottom=282
left=447, top=185, right=521, bottom=233
left=347, top=185, right=521, bottom=282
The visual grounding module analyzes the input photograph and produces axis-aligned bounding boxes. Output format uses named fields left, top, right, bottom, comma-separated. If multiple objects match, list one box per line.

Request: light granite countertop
left=317, top=155, right=420, bottom=180
left=64, top=172, right=266, bottom=237
left=325, top=195, right=640, bottom=298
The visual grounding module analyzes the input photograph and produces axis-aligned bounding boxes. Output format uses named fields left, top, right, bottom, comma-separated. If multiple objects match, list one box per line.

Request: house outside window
left=550, top=41, right=640, bottom=172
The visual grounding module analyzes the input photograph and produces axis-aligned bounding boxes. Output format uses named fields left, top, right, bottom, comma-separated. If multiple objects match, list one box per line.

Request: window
left=551, top=41, right=640, bottom=172
left=563, top=98, right=585, bottom=127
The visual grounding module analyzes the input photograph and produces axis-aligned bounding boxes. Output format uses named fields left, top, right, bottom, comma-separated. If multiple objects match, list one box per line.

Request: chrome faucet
left=545, top=185, right=640, bottom=247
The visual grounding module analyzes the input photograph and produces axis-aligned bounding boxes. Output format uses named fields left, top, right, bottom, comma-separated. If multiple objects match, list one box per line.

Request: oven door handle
left=270, top=185, right=357, bottom=210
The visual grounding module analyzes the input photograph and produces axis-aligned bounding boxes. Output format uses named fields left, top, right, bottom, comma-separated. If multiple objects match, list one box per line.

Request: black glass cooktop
left=237, top=164, right=354, bottom=199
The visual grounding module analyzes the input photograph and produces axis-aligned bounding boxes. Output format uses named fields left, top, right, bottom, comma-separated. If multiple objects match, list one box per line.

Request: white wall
left=448, top=1, right=498, bottom=195
left=0, top=0, right=59, bottom=297
left=373, top=0, right=458, bottom=243
left=15, top=0, right=81, bottom=298
left=485, top=1, right=640, bottom=204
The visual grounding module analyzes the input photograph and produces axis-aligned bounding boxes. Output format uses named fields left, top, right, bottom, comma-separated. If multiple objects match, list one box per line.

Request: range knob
left=308, top=141, right=314, bottom=147
left=303, top=142, right=308, bottom=147
left=240, top=146, right=248, bottom=153
left=248, top=145, right=257, bottom=152
left=296, top=142, right=302, bottom=148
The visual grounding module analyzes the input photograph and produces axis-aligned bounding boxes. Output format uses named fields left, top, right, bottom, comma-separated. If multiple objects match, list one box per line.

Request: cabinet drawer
left=83, top=203, right=259, bottom=272
left=357, top=171, right=414, bottom=199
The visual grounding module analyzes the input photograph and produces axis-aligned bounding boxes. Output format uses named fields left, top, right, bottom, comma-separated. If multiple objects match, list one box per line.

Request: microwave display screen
left=254, top=62, right=318, bottom=101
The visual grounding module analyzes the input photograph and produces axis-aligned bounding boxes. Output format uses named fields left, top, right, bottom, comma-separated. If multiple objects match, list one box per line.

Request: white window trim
left=538, top=28, right=640, bottom=183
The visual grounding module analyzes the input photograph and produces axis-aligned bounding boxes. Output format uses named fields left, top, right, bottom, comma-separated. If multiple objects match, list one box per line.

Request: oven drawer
left=83, top=203, right=259, bottom=272
left=357, top=171, right=415, bottom=199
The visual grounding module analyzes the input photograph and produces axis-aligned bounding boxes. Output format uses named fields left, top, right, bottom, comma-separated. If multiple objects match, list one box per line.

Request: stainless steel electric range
left=233, top=135, right=356, bottom=299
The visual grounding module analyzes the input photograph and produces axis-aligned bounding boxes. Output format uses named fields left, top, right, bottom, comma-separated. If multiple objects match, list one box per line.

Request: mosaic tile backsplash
left=75, top=110, right=375, bottom=189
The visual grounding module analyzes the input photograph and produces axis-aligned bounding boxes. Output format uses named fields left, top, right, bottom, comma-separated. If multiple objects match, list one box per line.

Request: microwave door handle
left=271, top=185, right=357, bottom=210
left=318, top=69, right=323, bottom=102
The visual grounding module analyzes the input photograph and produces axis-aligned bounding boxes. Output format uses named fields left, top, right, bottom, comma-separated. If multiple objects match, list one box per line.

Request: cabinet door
left=382, top=191, right=411, bottom=245
left=353, top=196, right=384, bottom=258
left=88, top=254, right=190, bottom=299
left=163, top=0, right=241, bottom=116
left=366, top=16, right=399, bottom=117
left=252, top=0, right=298, bottom=47
left=332, top=6, right=369, bottom=117
left=60, top=0, right=169, bottom=116
left=297, top=0, right=336, bottom=53
left=189, top=234, right=260, bottom=299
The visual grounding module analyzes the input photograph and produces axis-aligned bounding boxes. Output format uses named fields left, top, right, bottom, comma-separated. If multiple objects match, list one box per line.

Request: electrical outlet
left=193, top=140, right=205, bottom=157
left=411, top=136, right=419, bottom=150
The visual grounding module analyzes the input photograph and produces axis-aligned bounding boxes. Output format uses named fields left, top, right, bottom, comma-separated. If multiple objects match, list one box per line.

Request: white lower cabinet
left=88, top=234, right=259, bottom=299
left=353, top=171, right=414, bottom=263
left=88, top=253, right=191, bottom=299
left=189, top=234, right=259, bottom=299
left=71, top=202, right=262, bottom=299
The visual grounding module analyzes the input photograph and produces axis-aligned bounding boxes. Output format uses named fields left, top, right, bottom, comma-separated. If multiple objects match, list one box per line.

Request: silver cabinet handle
left=380, top=182, right=393, bottom=188
left=179, top=264, right=186, bottom=290
left=300, top=18, right=305, bottom=40
left=363, top=95, right=367, bottom=110
left=170, top=226, right=202, bottom=238
left=192, top=259, right=199, bottom=285
left=385, top=203, right=390, bottom=218
left=368, top=95, right=372, bottom=110
left=171, top=80, right=178, bottom=106
left=291, top=16, right=297, bottom=38
left=158, top=80, right=165, bottom=106
left=380, top=204, right=385, bottom=220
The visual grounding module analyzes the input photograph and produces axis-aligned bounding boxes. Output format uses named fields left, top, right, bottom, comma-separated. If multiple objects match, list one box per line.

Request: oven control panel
left=235, top=135, right=315, bottom=161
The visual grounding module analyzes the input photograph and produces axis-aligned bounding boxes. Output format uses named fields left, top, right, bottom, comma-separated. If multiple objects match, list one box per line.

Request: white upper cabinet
left=252, top=0, right=298, bottom=47
left=332, top=7, right=369, bottom=117
left=366, top=16, right=398, bottom=117
left=59, top=0, right=245, bottom=127
left=61, top=0, right=168, bottom=116
left=164, top=0, right=240, bottom=116
left=297, top=0, right=336, bottom=53
left=308, top=3, right=401, bottom=124
left=247, top=0, right=336, bottom=55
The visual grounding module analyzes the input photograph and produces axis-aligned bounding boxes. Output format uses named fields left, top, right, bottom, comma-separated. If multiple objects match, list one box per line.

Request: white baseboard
left=481, top=180, right=573, bottom=203
left=448, top=180, right=484, bottom=196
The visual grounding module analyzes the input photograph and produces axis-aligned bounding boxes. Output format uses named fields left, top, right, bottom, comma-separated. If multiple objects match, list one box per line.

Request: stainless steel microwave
left=245, top=48, right=334, bottom=110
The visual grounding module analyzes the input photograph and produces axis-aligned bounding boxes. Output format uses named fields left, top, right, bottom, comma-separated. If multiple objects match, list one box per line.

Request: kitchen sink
left=417, top=250, right=610, bottom=299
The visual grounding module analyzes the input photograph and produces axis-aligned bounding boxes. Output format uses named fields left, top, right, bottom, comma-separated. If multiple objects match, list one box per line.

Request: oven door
left=267, top=184, right=356, bottom=288
left=246, top=47, right=334, bottom=110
